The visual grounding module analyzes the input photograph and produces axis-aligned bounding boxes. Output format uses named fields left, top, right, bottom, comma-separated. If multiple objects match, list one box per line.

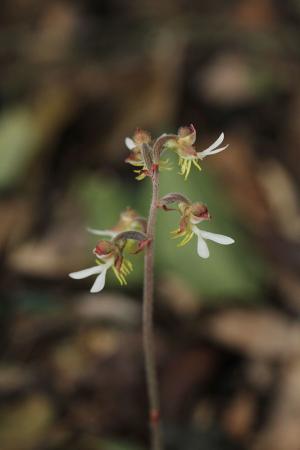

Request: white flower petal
left=125, top=137, right=135, bottom=150
left=192, top=226, right=210, bottom=258
left=199, top=230, right=235, bottom=245
left=90, top=269, right=107, bottom=293
left=86, top=227, right=116, bottom=237
left=69, top=265, right=103, bottom=279
left=202, top=144, right=229, bottom=156
left=197, top=234, right=210, bottom=258
left=206, top=132, right=225, bottom=150
left=197, top=132, right=226, bottom=158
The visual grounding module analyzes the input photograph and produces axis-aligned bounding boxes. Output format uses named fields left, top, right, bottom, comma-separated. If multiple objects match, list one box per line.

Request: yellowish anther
left=113, top=266, right=128, bottom=285
left=192, top=159, right=202, bottom=171
left=171, top=229, right=186, bottom=239
left=135, top=172, right=147, bottom=181
left=112, top=258, right=133, bottom=285
left=184, top=160, right=192, bottom=180
left=177, top=155, right=201, bottom=179
left=121, top=265, right=129, bottom=275
left=124, top=259, right=133, bottom=271
left=131, top=162, right=144, bottom=167
left=113, top=266, right=123, bottom=285
left=177, top=231, right=194, bottom=247
left=180, top=158, right=187, bottom=175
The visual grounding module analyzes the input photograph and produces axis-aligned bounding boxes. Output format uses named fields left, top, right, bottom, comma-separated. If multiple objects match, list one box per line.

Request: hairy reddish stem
left=143, top=168, right=163, bottom=450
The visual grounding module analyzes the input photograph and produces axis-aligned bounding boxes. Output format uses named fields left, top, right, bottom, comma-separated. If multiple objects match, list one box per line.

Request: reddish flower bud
left=190, top=203, right=211, bottom=221
left=177, top=124, right=196, bottom=146
left=133, top=128, right=151, bottom=145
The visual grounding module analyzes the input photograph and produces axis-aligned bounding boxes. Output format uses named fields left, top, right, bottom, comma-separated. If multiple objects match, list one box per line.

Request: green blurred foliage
left=0, top=106, right=44, bottom=189
left=101, top=439, right=144, bottom=450
left=0, top=395, right=54, bottom=450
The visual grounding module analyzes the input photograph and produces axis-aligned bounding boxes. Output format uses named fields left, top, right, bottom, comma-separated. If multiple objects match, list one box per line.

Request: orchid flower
left=159, top=193, right=234, bottom=258
left=125, top=129, right=173, bottom=180
left=125, top=128, right=153, bottom=180
left=69, top=240, right=133, bottom=292
left=69, top=230, right=147, bottom=293
left=172, top=216, right=234, bottom=258
left=164, top=125, right=229, bottom=180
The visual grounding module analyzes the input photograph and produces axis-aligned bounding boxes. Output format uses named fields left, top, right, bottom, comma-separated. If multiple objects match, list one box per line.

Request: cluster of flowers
left=125, top=125, right=228, bottom=180
left=69, top=125, right=234, bottom=292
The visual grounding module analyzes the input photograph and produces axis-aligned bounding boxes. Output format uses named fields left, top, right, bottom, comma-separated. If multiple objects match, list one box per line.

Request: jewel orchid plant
left=69, top=125, right=234, bottom=450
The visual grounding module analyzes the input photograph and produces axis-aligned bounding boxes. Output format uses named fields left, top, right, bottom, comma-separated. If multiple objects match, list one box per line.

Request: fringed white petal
left=199, top=230, right=235, bottom=245
left=192, top=226, right=210, bottom=258
left=69, top=265, right=103, bottom=279
left=86, top=227, right=117, bottom=237
left=125, top=137, right=135, bottom=150
left=90, top=269, right=107, bottom=293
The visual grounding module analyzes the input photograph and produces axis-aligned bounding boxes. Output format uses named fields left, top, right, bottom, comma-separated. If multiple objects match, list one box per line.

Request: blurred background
left=1, top=1, right=300, bottom=449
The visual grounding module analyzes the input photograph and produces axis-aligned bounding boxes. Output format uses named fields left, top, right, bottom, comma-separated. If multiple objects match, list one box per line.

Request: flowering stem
left=143, top=167, right=163, bottom=450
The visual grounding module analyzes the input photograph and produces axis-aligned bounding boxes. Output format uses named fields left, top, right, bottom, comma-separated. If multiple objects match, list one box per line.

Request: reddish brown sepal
left=179, top=216, right=188, bottom=233
left=191, top=203, right=211, bottom=221
left=134, top=238, right=152, bottom=254
left=133, top=128, right=151, bottom=145
left=162, top=204, right=176, bottom=211
left=139, top=168, right=151, bottom=178
left=94, top=240, right=114, bottom=257
left=114, top=255, right=123, bottom=272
